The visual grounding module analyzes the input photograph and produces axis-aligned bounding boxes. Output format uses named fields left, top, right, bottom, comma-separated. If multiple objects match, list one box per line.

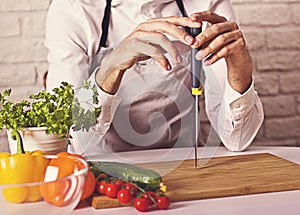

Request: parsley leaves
left=0, top=81, right=101, bottom=138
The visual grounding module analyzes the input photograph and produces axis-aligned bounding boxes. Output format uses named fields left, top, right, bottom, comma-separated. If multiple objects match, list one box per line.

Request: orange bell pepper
left=39, top=176, right=75, bottom=207
left=57, top=152, right=96, bottom=201
left=80, top=168, right=96, bottom=201
left=55, top=152, right=96, bottom=201
left=39, top=152, right=92, bottom=207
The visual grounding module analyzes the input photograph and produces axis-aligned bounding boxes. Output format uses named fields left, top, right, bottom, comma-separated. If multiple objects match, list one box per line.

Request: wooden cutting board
left=91, top=153, right=300, bottom=209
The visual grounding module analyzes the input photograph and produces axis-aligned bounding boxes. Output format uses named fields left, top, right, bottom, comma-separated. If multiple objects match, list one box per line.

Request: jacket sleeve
left=45, top=0, right=121, bottom=156
left=204, top=0, right=264, bottom=151
left=67, top=67, right=121, bottom=156
left=45, top=0, right=99, bottom=90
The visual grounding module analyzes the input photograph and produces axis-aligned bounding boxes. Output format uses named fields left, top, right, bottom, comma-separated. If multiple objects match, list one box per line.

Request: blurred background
left=0, top=0, right=300, bottom=151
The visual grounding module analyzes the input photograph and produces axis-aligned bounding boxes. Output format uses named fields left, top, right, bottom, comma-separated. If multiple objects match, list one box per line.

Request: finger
left=147, top=16, right=202, bottom=28
left=196, top=21, right=239, bottom=48
left=195, top=30, right=243, bottom=60
left=132, top=31, right=182, bottom=64
left=190, top=11, right=227, bottom=24
left=136, top=40, right=172, bottom=71
left=203, top=37, right=246, bottom=66
left=136, top=19, right=200, bottom=46
left=171, top=41, right=190, bottom=54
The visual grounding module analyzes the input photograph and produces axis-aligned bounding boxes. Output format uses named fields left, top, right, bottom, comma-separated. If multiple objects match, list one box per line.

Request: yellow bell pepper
left=0, top=129, right=49, bottom=203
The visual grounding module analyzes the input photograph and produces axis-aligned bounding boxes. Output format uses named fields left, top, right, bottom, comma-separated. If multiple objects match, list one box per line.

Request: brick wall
left=0, top=0, right=299, bottom=151
left=232, top=0, right=300, bottom=147
left=0, top=0, right=50, bottom=151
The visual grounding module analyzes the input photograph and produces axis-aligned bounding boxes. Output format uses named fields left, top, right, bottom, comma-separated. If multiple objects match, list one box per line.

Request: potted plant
left=0, top=81, right=101, bottom=154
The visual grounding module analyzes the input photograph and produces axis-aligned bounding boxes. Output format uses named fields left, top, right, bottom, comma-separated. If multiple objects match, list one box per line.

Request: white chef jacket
left=45, top=0, right=264, bottom=156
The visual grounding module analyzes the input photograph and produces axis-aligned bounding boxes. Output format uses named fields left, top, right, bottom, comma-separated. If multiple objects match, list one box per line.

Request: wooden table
left=72, top=146, right=300, bottom=215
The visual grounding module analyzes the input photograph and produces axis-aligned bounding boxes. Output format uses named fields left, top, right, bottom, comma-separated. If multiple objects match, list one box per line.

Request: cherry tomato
left=114, top=179, right=124, bottom=187
left=96, top=180, right=108, bottom=195
left=142, top=191, right=157, bottom=205
left=105, top=183, right=121, bottom=198
left=142, top=191, right=156, bottom=199
left=124, top=182, right=139, bottom=196
left=156, top=195, right=171, bottom=210
left=117, top=189, right=134, bottom=204
left=134, top=197, right=151, bottom=212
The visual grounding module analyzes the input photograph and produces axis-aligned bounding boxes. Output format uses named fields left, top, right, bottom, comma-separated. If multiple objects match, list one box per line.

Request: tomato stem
left=135, top=184, right=156, bottom=206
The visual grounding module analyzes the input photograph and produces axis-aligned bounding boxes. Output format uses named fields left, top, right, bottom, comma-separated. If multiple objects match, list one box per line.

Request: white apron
left=90, top=47, right=196, bottom=152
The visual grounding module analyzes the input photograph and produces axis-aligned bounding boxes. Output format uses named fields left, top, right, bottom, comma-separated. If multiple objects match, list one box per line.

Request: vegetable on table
left=134, top=197, right=151, bottom=212
left=58, top=152, right=96, bottom=201
left=80, top=169, right=96, bottom=201
left=39, top=152, right=95, bottom=206
left=89, top=161, right=162, bottom=191
left=155, top=195, right=171, bottom=210
left=91, top=161, right=171, bottom=212
left=0, top=130, right=49, bottom=203
left=105, top=183, right=121, bottom=198
left=142, top=191, right=157, bottom=206
left=123, top=182, right=139, bottom=196
left=96, top=180, right=109, bottom=195
left=0, top=132, right=94, bottom=206
left=117, top=188, right=134, bottom=204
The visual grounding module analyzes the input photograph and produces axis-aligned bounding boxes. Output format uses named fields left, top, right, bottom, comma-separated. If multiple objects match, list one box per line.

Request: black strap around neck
left=176, top=0, right=191, bottom=34
left=99, top=0, right=112, bottom=47
left=99, top=0, right=188, bottom=49
left=176, top=0, right=187, bottom=17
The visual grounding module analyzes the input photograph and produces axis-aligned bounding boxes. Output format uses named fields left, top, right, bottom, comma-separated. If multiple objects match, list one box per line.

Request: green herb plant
left=0, top=81, right=101, bottom=138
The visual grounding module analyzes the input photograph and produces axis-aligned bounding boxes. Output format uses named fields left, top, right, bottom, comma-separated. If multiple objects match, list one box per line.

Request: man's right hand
left=96, top=16, right=201, bottom=94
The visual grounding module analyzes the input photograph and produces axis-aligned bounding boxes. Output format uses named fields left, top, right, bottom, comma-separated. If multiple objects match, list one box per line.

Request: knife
left=190, top=27, right=203, bottom=169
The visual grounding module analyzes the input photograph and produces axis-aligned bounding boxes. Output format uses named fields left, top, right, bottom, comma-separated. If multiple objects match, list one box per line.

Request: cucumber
left=89, top=161, right=162, bottom=191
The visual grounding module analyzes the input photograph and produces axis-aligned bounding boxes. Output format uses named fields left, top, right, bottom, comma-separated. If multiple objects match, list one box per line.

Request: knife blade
left=190, top=27, right=203, bottom=169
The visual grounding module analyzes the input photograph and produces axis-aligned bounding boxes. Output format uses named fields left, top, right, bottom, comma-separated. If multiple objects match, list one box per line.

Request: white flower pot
left=7, top=127, right=69, bottom=155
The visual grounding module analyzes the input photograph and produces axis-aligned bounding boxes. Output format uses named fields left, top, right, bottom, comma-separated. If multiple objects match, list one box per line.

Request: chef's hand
left=96, top=16, right=201, bottom=94
left=191, top=11, right=253, bottom=94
